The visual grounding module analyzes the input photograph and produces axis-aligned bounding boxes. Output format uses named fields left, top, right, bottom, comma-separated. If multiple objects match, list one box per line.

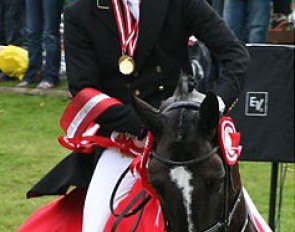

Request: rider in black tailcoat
left=27, top=0, right=250, bottom=197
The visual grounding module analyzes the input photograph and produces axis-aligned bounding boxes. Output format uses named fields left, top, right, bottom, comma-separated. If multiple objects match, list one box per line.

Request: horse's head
left=132, top=74, right=229, bottom=231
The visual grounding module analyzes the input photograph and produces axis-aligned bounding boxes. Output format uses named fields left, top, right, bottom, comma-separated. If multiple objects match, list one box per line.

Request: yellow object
left=0, top=45, right=28, bottom=81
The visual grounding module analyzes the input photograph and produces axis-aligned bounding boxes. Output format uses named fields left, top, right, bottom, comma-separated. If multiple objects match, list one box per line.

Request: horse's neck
left=229, top=164, right=242, bottom=197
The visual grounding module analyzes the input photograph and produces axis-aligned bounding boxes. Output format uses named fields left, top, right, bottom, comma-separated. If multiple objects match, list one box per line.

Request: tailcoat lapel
left=135, top=0, right=169, bottom=70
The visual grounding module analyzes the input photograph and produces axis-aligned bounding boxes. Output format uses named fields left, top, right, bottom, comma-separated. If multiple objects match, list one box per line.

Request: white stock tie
left=125, top=0, right=139, bottom=20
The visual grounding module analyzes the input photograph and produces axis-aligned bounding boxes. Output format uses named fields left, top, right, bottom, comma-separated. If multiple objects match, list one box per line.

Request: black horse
left=132, top=75, right=257, bottom=232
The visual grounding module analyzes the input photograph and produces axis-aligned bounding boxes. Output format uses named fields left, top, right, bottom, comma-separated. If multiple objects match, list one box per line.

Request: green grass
left=0, top=93, right=69, bottom=231
left=0, top=93, right=294, bottom=232
left=239, top=162, right=295, bottom=231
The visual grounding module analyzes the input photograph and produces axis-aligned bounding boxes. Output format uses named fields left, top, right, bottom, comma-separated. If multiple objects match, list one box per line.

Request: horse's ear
left=132, top=95, right=163, bottom=135
left=199, top=92, right=219, bottom=131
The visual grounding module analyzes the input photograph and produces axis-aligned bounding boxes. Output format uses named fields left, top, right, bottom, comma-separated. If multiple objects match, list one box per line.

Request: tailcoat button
left=134, top=89, right=141, bottom=96
left=155, top=65, right=162, bottom=73
left=159, top=85, right=164, bottom=92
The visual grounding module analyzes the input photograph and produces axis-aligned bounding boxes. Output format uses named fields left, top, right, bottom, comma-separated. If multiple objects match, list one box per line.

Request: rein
left=109, top=166, right=151, bottom=231
left=201, top=188, right=248, bottom=232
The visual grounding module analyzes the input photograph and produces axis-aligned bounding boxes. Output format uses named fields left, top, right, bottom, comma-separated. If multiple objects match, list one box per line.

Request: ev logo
left=245, top=92, right=268, bottom=116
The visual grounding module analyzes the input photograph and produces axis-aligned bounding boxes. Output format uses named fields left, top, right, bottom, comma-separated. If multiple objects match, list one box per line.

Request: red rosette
left=218, top=117, right=242, bottom=166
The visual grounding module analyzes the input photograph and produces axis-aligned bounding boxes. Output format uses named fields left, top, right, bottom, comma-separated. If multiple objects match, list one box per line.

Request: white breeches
left=82, top=148, right=136, bottom=232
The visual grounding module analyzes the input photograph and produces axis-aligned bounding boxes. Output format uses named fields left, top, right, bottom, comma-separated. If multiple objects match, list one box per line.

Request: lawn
left=0, top=93, right=294, bottom=232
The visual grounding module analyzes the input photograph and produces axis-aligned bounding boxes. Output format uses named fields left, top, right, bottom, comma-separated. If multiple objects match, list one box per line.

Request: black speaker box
left=229, top=44, right=294, bottom=163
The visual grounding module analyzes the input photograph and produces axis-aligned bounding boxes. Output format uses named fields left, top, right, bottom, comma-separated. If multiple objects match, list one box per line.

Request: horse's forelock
left=163, top=106, right=200, bottom=144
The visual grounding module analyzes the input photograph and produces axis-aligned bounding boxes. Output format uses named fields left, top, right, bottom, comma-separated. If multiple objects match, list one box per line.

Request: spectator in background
left=0, top=1, right=6, bottom=45
left=0, top=0, right=26, bottom=46
left=0, top=0, right=26, bottom=81
left=209, top=0, right=224, bottom=16
left=16, top=0, right=64, bottom=89
left=271, top=0, right=292, bottom=29
left=67, top=0, right=78, bottom=4
left=273, top=0, right=292, bottom=16
left=223, top=0, right=271, bottom=43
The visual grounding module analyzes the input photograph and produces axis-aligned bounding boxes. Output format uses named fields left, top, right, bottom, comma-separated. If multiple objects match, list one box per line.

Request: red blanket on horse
left=17, top=180, right=165, bottom=232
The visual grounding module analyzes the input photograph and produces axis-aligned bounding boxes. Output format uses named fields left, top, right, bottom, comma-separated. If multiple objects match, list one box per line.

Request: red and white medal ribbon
left=129, top=131, right=158, bottom=197
left=218, top=117, right=242, bottom=166
left=111, top=0, right=140, bottom=57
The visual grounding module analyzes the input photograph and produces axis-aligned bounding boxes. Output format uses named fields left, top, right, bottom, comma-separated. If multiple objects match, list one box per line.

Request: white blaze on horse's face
left=169, top=166, right=195, bottom=232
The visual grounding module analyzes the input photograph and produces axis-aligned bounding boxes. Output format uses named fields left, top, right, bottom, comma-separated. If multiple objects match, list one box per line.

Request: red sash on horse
left=17, top=180, right=164, bottom=232
left=17, top=189, right=85, bottom=232
left=104, top=180, right=165, bottom=232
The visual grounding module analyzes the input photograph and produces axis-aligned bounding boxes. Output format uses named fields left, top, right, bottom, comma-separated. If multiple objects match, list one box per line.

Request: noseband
left=151, top=147, right=219, bottom=166
left=150, top=101, right=249, bottom=232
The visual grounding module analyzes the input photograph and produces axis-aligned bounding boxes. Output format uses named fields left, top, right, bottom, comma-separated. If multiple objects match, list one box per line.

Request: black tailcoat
left=28, top=0, right=250, bottom=196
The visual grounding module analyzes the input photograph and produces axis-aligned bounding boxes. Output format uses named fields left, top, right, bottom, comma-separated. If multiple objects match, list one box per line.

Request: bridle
left=150, top=101, right=250, bottom=232
left=109, top=100, right=250, bottom=232
left=152, top=100, right=219, bottom=167
left=152, top=154, right=249, bottom=232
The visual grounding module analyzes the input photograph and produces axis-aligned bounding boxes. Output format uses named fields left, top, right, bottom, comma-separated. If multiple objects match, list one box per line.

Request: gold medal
left=118, top=55, right=135, bottom=75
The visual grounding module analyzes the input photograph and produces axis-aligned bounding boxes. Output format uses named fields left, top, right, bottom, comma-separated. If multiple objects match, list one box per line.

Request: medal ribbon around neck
left=111, top=0, right=140, bottom=57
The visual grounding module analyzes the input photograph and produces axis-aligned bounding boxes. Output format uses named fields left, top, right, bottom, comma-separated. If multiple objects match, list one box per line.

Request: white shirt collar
left=123, top=0, right=139, bottom=20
